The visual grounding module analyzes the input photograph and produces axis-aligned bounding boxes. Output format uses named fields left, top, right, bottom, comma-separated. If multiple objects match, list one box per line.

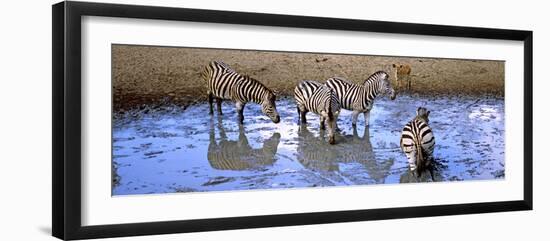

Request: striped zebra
left=207, top=117, right=280, bottom=170
left=400, top=107, right=435, bottom=178
left=294, top=80, right=341, bottom=144
left=201, top=60, right=280, bottom=124
left=325, top=71, right=396, bottom=127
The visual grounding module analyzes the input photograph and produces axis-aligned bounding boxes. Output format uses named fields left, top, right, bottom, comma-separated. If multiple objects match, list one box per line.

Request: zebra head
left=367, top=71, right=396, bottom=100
left=379, top=71, right=397, bottom=100
left=416, top=107, right=430, bottom=123
left=262, top=92, right=280, bottom=123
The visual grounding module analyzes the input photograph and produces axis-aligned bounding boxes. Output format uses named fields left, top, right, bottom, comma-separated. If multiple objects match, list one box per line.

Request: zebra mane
left=213, top=60, right=235, bottom=72
left=331, top=77, right=355, bottom=86
left=363, top=71, right=388, bottom=85
left=243, top=75, right=275, bottom=99
left=211, top=60, right=275, bottom=101
left=244, top=75, right=267, bottom=89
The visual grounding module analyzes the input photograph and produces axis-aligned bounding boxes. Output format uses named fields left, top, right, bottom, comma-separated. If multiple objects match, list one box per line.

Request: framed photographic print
left=52, top=1, right=533, bottom=240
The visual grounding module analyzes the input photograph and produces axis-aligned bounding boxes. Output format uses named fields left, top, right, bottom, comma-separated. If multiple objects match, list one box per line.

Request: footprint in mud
left=172, top=187, right=199, bottom=193
left=113, top=137, right=135, bottom=142
left=144, top=150, right=163, bottom=156
left=132, top=143, right=152, bottom=151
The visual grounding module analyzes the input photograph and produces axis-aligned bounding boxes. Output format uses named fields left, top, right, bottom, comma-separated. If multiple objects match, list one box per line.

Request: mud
left=112, top=94, right=504, bottom=195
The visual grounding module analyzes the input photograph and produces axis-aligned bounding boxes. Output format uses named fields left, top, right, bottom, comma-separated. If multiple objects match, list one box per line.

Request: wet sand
left=112, top=45, right=504, bottom=110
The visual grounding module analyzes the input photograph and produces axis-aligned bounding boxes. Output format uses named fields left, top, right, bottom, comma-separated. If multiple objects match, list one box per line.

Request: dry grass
left=112, top=45, right=504, bottom=110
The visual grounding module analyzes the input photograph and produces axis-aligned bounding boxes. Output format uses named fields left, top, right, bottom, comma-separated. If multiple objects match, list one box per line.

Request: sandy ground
left=112, top=45, right=504, bottom=110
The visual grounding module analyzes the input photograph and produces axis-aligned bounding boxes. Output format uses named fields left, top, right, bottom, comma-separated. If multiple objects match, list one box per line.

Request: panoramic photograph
left=111, top=44, right=505, bottom=195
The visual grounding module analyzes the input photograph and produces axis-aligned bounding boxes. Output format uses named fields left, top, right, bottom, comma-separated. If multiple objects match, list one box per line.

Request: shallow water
left=112, top=94, right=504, bottom=195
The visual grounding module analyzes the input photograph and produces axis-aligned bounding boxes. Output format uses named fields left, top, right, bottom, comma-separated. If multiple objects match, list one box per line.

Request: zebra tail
left=415, top=139, right=424, bottom=177
left=328, top=101, right=333, bottom=120
left=327, top=90, right=334, bottom=120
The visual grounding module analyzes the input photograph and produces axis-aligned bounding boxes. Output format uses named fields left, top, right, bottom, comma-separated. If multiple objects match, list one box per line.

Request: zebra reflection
left=296, top=126, right=393, bottom=184
left=207, top=117, right=281, bottom=171
left=399, top=161, right=441, bottom=183
left=296, top=125, right=339, bottom=171
left=399, top=169, right=436, bottom=183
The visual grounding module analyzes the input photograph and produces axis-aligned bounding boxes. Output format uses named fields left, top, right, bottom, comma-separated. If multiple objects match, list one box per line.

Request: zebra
left=400, top=107, right=435, bottom=178
left=207, top=116, right=281, bottom=171
left=325, top=71, right=396, bottom=127
left=294, top=80, right=341, bottom=144
left=201, top=60, right=280, bottom=124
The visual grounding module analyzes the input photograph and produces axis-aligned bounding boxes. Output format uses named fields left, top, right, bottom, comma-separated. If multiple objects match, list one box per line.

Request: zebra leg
left=216, top=98, right=223, bottom=115
left=319, top=116, right=326, bottom=130
left=208, top=92, right=214, bottom=115
left=404, top=150, right=418, bottom=177
left=236, top=102, right=246, bottom=124
left=298, top=106, right=307, bottom=124
left=327, top=117, right=336, bottom=145
left=297, top=106, right=308, bottom=124
left=364, top=111, right=371, bottom=127
left=351, top=111, right=360, bottom=127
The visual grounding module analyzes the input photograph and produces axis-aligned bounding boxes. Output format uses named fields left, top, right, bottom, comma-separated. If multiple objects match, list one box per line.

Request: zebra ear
left=416, top=107, right=421, bottom=115
left=427, top=110, right=431, bottom=116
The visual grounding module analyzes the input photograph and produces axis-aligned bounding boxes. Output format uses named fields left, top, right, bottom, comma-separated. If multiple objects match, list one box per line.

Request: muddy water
left=112, top=95, right=504, bottom=195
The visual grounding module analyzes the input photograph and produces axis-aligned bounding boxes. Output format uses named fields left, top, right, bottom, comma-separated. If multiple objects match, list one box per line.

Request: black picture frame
left=52, top=1, right=533, bottom=240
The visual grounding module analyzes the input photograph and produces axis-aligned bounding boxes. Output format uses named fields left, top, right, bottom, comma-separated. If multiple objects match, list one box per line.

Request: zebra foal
left=201, top=60, right=280, bottom=124
left=294, top=80, right=341, bottom=144
left=325, top=71, right=396, bottom=127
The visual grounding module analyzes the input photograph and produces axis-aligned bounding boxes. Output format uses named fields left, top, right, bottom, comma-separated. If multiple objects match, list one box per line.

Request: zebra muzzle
left=390, top=91, right=397, bottom=100
left=272, top=115, right=281, bottom=123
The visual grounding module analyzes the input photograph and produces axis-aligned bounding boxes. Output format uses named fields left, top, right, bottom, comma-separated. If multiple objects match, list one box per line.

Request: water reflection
left=207, top=117, right=281, bottom=171
left=296, top=125, right=393, bottom=183
left=399, top=169, right=435, bottom=183
left=399, top=161, right=443, bottom=183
